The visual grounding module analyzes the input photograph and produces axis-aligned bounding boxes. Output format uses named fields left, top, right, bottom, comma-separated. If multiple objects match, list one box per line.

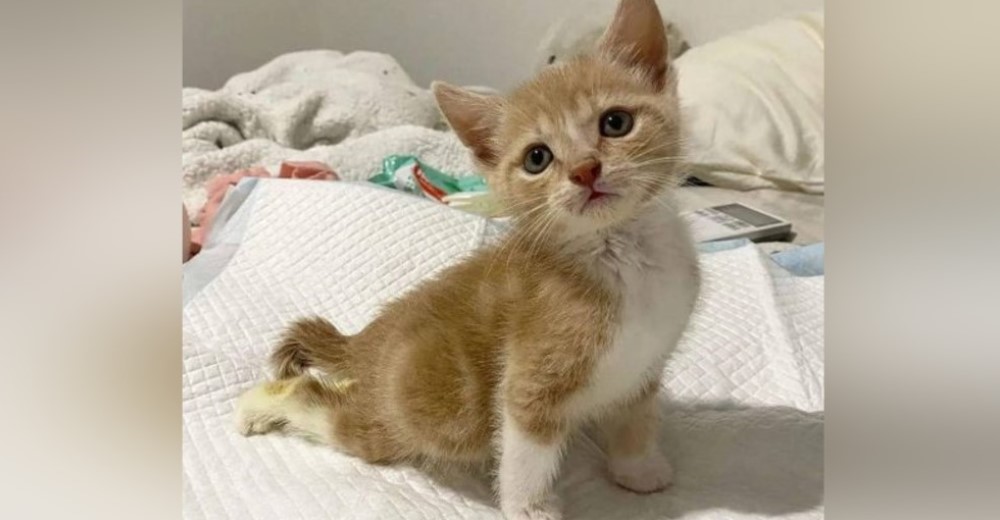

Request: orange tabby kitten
left=235, top=1, right=699, bottom=518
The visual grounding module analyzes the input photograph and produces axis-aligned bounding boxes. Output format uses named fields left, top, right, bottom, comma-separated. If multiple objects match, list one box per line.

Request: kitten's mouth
left=579, top=189, right=617, bottom=212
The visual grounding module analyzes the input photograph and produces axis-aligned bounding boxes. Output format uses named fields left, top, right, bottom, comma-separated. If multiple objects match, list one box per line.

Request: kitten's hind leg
left=235, top=375, right=353, bottom=444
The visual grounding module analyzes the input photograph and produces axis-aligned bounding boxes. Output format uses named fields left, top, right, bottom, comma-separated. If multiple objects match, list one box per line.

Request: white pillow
left=676, top=11, right=824, bottom=193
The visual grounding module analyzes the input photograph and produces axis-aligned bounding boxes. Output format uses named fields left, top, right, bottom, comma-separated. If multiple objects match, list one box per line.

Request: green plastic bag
left=368, top=155, right=501, bottom=216
left=368, top=155, right=487, bottom=202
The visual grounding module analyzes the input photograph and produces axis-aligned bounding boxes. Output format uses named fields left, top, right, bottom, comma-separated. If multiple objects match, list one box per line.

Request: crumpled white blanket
left=182, top=50, right=475, bottom=221
left=182, top=180, right=823, bottom=520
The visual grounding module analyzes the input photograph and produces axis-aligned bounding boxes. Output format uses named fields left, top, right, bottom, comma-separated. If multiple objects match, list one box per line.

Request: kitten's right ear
left=598, top=0, right=670, bottom=90
left=432, top=81, right=503, bottom=165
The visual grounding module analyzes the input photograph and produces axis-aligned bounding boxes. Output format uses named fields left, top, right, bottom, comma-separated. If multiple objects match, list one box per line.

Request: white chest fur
left=566, top=204, right=700, bottom=419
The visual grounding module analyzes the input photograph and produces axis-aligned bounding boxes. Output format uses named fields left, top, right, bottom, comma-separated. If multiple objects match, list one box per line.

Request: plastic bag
left=368, top=155, right=487, bottom=202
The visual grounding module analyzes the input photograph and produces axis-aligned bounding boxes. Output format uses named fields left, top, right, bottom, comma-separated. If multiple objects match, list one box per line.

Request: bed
left=182, top=11, right=824, bottom=520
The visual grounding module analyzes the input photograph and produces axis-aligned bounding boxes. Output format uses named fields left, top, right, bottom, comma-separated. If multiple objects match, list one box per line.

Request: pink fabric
left=278, top=161, right=338, bottom=180
left=183, top=204, right=192, bottom=263
left=188, top=162, right=338, bottom=258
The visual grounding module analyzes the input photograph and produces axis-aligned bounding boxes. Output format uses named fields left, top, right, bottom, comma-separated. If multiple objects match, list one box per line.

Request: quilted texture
left=183, top=180, right=823, bottom=520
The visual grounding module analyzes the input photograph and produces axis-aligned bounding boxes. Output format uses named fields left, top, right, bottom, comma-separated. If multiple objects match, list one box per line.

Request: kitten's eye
left=599, top=110, right=634, bottom=138
left=547, top=55, right=556, bottom=64
left=523, top=145, right=554, bottom=174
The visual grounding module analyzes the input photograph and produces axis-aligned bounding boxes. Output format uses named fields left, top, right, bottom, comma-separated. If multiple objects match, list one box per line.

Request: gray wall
left=184, top=0, right=822, bottom=90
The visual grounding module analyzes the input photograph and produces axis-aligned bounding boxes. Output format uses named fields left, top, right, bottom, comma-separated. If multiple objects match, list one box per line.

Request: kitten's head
left=434, top=0, right=683, bottom=235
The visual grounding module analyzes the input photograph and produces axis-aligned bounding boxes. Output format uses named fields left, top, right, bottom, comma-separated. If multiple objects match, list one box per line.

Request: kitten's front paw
left=502, top=495, right=562, bottom=520
left=609, top=450, right=674, bottom=494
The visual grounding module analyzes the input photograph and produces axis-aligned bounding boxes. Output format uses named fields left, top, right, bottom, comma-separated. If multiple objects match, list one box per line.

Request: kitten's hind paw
left=234, top=381, right=292, bottom=436
left=237, top=413, right=288, bottom=436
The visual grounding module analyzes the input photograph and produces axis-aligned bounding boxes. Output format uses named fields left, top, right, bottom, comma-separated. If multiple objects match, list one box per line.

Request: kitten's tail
left=270, top=316, right=351, bottom=379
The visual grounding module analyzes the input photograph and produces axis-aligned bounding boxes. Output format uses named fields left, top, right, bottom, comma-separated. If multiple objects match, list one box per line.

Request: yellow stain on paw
left=263, top=380, right=292, bottom=396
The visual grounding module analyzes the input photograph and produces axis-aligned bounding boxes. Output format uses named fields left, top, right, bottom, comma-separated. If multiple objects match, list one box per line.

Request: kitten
left=235, top=1, right=700, bottom=519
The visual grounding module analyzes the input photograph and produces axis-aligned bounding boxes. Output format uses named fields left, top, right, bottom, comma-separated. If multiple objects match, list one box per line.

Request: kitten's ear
left=598, top=0, right=670, bottom=90
left=432, top=82, right=503, bottom=165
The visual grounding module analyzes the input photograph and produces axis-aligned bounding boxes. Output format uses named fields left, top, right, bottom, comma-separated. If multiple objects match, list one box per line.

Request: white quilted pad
left=183, top=180, right=824, bottom=520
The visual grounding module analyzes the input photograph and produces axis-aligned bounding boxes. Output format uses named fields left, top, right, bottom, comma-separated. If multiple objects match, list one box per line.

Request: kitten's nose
left=569, top=159, right=602, bottom=187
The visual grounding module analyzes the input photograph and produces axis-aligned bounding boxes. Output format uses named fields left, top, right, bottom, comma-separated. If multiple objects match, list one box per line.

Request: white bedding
left=182, top=50, right=474, bottom=222
left=182, top=180, right=823, bottom=520
left=182, top=43, right=825, bottom=243
left=677, top=11, right=825, bottom=194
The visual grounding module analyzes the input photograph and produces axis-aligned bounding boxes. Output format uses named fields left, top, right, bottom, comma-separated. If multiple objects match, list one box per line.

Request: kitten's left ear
left=598, top=0, right=670, bottom=90
left=432, top=81, right=503, bottom=166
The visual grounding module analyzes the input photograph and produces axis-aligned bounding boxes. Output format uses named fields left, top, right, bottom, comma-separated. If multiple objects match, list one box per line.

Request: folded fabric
left=188, top=161, right=339, bottom=258
left=277, top=161, right=339, bottom=181
left=771, top=243, right=824, bottom=276
left=698, top=238, right=824, bottom=277
left=183, top=204, right=191, bottom=262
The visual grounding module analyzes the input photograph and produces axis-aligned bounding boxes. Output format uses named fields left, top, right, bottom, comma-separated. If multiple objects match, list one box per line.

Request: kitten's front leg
left=498, top=410, right=567, bottom=520
left=604, top=387, right=673, bottom=493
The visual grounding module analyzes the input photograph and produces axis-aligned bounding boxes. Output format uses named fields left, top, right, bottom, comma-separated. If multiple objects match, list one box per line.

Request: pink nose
left=569, top=160, right=602, bottom=187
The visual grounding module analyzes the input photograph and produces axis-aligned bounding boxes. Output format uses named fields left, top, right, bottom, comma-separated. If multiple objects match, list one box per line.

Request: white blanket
left=183, top=180, right=823, bottom=520
left=182, top=50, right=475, bottom=221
